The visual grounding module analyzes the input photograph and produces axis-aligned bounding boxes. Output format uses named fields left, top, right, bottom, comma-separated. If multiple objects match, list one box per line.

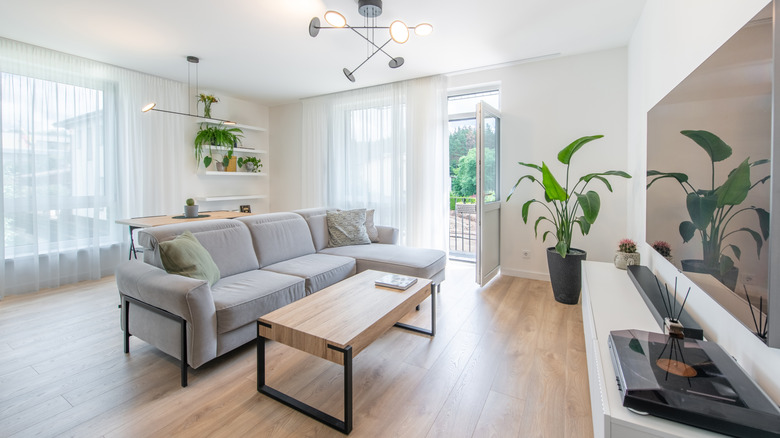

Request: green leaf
left=583, top=175, right=613, bottom=192
left=541, top=162, right=567, bottom=201
left=557, top=135, right=604, bottom=165
left=576, top=217, right=591, bottom=235
left=628, top=338, right=645, bottom=355
left=681, top=130, right=732, bottom=162
left=534, top=216, right=546, bottom=238
left=518, top=162, right=543, bottom=172
left=555, top=241, right=569, bottom=258
left=507, top=175, right=536, bottom=201
left=542, top=230, right=552, bottom=242
left=646, top=171, right=688, bottom=189
left=737, top=227, right=764, bottom=258
left=751, top=159, right=770, bottom=167
left=756, top=207, right=770, bottom=240
left=726, top=244, right=741, bottom=260
left=203, top=156, right=212, bottom=168
left=679, top=221, right=696, bottom=243
left=522, top=199, right=533, bottom=223
left=686, top=192, right=717, bottom=230
left=576, top=191, right=601, bottom=224
left=715, top=158, right=751, bottom=207
left=719, top=255, right=735, bottom=277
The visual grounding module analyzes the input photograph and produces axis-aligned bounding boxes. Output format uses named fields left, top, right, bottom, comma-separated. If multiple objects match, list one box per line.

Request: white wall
left=448, top=48, right=629, bottom=280
left=627, top=0, right=780, bottom=402
left=269, top=102, right=302, bottom=212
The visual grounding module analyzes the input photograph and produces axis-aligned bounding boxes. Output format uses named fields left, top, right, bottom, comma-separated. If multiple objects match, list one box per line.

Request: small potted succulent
left=239, top=156, right=263, bottom=173
left=614, top=238, right=640, bottom=270
left=652, top=240, right=673, bottom=262
left=184, top=198, right=199, bottom=218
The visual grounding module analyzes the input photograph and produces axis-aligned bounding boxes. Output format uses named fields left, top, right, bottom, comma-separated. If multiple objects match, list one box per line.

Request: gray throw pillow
left=365, top=209, right=379, bottom=243
left=327, top=209, right=371, bottom=247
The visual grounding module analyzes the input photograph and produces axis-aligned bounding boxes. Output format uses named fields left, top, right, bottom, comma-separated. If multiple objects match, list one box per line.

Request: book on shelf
left=375, top=273, right=417, bottom=290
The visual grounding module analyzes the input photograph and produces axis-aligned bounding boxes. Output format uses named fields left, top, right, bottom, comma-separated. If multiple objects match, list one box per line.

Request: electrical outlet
left=522, top=249, right=531, bottom=259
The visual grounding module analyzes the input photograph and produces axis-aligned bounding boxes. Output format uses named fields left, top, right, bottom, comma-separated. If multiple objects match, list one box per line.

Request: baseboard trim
left=500, top=268, right=549, bottom=282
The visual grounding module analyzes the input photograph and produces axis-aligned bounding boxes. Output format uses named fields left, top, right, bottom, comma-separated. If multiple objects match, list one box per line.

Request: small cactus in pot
left=614, top=238, right=640, bottom=270
left=184, top=198, right=199, bottom=218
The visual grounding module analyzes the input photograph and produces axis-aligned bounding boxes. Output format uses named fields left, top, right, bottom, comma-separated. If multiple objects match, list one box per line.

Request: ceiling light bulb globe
left=414, top=23, right=433, bottom=36
left=142, top=102, right=156, bottom=112
left=324, top=11, right=347, bottom=28
left=389, top=20, right=409, bottom=44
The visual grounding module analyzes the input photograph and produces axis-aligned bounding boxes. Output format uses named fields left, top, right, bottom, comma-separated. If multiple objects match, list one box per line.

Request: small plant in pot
left=614, top=238, right=640, bottom=270
left=507, top=135, right=631, bottom=304
left=652, top=240, right=673, bottom=262
left=239, top=156, right=263, bottom=173
left=193, top=124, right=243, bottom=170
left=184, top=198, right=199, bottom=218
left=197, top=93, right=218, bottom=119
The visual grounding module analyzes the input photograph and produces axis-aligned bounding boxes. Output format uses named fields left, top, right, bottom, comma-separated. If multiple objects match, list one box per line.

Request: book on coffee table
left=375, top=273, right=418, bottom=290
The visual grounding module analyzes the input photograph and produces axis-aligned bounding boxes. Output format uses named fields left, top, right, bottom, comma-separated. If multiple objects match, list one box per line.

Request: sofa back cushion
left=139, top=219, right=259, bottom=278
left=235, top=212, right=316, bottom=268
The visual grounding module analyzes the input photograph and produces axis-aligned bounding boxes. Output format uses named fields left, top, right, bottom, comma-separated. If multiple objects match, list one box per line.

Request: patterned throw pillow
left=365, top=209, right=379, bottom=242
left=327, top=209, right=371, bottom=247
left=159, top=231, right=220, bottom=286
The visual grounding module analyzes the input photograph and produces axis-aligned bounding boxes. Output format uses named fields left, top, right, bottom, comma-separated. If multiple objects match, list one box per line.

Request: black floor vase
left=546, top=247, right=587, bottom=304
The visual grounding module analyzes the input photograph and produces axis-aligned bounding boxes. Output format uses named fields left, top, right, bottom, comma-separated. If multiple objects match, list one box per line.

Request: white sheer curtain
left=301, top=76, right=448, bottom=250
left=0, top=38, right=185, bottom=296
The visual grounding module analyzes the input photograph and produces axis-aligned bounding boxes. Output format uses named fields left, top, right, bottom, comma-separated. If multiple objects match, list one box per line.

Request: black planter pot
left=547, top=247, right=587, bottom=305
left=680, top=259, right=739, bottom=291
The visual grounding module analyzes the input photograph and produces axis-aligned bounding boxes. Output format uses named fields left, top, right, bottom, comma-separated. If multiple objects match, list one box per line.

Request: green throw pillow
left=159, top=231, right=220, bottom=286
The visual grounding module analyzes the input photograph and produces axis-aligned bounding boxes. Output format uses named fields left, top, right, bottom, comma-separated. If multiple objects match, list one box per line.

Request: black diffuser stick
left=655, top=277, right=672, bottom=318
left=744, top=285, right=760, bottom=335
left=672, top=277, right=678, bottom=319
left=759, top=296, right=764, bottom=337
left=676, top=287, right=692, bottom=321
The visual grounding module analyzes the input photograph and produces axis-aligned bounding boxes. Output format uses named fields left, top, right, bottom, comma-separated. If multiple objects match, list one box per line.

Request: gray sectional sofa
left=115, top=209, right=446, bottom=386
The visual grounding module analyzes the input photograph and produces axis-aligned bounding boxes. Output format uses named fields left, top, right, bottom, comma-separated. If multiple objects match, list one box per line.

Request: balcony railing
left=449, top=197, right=476, bottom=261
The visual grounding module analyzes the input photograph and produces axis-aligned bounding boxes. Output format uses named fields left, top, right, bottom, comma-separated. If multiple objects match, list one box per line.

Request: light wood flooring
left=0, top=262, right=592, bottom=437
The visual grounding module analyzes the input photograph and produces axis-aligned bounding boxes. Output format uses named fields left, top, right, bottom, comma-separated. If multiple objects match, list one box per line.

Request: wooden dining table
left=115, top=210, right=256, bottom=259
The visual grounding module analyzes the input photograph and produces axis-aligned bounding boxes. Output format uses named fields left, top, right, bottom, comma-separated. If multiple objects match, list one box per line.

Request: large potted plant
left=193, top=124, right=243, bottom=169
left=647, top=130, right=770, bottom=290
left=508, top=135, right=631, bottom=304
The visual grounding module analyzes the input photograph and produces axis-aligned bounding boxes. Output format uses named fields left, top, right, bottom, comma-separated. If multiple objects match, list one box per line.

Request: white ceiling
left=0, top=0, right=647, bottom=106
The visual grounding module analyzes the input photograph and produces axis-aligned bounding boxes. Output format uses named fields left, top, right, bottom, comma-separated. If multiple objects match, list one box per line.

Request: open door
left=476, top=101, right=501, bottom=286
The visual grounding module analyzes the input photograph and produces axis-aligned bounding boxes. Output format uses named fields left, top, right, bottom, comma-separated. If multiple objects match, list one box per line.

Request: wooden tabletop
left=115, top=211, right=255, bottom=228
left=258, top=270, right=433, bottom=365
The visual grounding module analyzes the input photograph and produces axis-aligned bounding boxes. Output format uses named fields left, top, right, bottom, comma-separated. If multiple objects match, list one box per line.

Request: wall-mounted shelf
left=207, top=145, right=267, bottom=155
left=195, top=120, right=266, bottom=132
left=196, top=195, right=266, bottom=202
left=203, top=171, right=265, bottom=177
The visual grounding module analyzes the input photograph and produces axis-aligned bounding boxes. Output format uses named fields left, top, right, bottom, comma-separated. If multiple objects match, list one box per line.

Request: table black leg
left=128, top=226, right=139, bottom=260
left=394, top=283, right=436, bottom=336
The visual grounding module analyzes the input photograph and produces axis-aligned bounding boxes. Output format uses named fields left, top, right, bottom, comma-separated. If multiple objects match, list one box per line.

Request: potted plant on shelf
left=507, top=134, right=631, bottom=304
left=184, top=198, right=199, bottom=218
left=239, top=156, right=263, bottom=173
left=614, top=238, right=640, bottom=270
left=647, top=130, right=770, bottom=291
left=197, top=93, right=218, bottom=119
left=652, top=241, right=673, bottom=262
left=193, top=124, right=243, bottom=170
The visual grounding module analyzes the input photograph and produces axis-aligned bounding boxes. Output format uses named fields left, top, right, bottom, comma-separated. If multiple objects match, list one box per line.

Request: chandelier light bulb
left=325, top=11, right=347, bottom=28
left=141, top=102, right=156, bottom=112
left=389, top=20, right=409, bottom=44
left=414, top=23, right=433, bottom=37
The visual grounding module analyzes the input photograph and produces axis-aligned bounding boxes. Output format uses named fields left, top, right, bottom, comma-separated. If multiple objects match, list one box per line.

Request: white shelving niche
left=194, top=120, right=268, bottom=213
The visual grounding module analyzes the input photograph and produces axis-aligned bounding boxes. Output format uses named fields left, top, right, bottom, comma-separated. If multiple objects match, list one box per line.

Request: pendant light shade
left=414, top=23, right=433, bottom=36
left=389, top=21, right=409, bottom=44
left=324, top=11, right=346, bottom=28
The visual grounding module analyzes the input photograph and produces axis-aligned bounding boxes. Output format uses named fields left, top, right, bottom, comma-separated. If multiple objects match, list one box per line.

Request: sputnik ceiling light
left=308, top=0, right=432, bottom=82
left=141, top=56, right=235, bottom=124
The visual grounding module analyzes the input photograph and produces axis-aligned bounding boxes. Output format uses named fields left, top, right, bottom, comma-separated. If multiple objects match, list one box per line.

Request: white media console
left=581, top=261, right=723, bottom=437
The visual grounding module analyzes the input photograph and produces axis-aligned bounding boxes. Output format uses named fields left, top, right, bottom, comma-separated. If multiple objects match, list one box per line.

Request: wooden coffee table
left=256, top=270, right=435, bottom=434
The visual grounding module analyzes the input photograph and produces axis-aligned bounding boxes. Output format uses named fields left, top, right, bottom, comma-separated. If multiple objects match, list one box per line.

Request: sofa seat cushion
left=212, top=270, right=305, bottom=334
left=262, top=254, right=356, bottom=295
left=319, top=244, right=446, bottom=280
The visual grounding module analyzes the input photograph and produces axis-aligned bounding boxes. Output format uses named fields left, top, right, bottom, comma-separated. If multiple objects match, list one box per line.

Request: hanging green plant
left=193, top=124, right=243, bottom=169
